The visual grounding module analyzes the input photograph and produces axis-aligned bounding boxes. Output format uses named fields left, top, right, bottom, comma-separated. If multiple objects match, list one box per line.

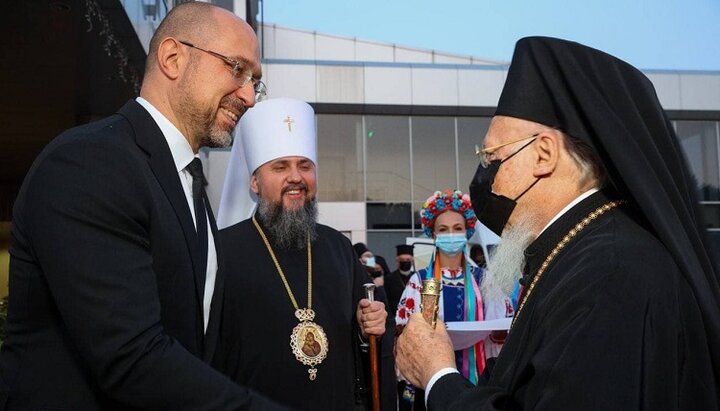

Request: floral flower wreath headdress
left=419, top=189, right=477, bottom=239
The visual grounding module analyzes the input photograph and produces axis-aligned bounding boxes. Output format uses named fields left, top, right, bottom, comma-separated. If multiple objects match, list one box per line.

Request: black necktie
left=187, top=158, right=208, bottom=287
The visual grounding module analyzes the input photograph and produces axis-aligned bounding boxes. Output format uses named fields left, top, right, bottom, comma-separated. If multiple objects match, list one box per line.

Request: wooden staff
left=363, top=283, right=381, bottom=411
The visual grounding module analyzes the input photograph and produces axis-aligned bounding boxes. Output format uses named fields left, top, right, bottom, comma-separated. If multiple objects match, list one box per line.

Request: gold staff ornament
left=420, top=278, right=442, bottom=329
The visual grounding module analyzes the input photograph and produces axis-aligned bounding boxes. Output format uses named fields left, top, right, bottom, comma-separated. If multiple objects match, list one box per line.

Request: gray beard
left=176, top=68, right=241, bottom=150
left=256, top=197, right=318, bottom=251
left=481, top=214, right=537, bottom=301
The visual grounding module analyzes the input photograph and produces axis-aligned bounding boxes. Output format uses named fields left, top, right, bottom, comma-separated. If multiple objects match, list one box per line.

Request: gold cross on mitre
left=283, top=115, right=294, bottom=132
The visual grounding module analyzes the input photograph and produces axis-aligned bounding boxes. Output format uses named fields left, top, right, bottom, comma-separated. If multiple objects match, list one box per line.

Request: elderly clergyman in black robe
left=396, top=37, right=720, bottom=410
left=213, top=97, right=387, bottom=410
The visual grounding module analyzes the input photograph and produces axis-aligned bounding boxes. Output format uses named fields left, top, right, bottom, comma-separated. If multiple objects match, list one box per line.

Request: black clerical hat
left=353, top=242, right=369, bottom=257
left=396, top=244, right=414, bottom=256
left=496, top=36, right=720, bottom=372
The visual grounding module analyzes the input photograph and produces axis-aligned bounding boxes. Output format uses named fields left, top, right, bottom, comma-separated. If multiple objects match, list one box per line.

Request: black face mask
left=469, top=141, right=540, bottom=236
left=398, top=261, right=413, bottom=272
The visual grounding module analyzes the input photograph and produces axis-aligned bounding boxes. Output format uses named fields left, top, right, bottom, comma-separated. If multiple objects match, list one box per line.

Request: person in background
left=385, top=244, right=416, bottom=317
left=384, top=244, right=416, bottom=411
left=354, top=242, right=388, bottom=287
left=469, top=244, right=487, bottom=269
left=351, top=241, right=398, bottom=410
left=395, top=189, right=511, bottom=410
left=0, top=2, right=283, bottom=409
left=396, top=36, right=720, bottom=410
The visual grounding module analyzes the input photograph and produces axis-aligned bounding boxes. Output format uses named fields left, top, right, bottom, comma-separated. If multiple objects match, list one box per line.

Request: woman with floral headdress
left=395, top=189, right=509, bottom=408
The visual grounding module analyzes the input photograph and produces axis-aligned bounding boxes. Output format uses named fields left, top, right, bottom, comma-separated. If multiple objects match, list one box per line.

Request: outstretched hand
left=396, top=312, right=456, bottom=388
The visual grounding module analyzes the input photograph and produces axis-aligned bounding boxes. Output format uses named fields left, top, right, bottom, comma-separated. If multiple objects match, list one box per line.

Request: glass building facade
left=315, top=113, right=720, bottom=259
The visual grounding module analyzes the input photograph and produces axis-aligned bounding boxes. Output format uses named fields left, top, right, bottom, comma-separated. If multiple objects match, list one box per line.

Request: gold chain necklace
left=512, top=200, right=624, bottom=327
left=252, top=215, right=328, bottom=381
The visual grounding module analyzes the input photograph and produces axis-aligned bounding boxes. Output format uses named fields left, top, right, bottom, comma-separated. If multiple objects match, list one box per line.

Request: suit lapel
left=118, top=100, right=206, bottom=349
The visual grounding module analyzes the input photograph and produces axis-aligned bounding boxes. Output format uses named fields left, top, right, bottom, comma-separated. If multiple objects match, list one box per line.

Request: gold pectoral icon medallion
left=252, top=216, right=330, bottom=381
left=289, top=308, right=329, bottom=380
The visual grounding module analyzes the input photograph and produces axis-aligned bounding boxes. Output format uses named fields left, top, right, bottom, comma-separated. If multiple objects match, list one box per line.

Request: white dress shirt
left=136, top=97, right=217, bottom=332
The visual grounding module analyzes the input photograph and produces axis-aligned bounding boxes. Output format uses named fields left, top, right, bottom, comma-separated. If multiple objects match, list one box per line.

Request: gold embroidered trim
left=512, top=200, right=625, bottom=327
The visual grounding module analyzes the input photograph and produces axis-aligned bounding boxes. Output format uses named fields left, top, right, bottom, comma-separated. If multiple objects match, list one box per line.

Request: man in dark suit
left=0, top=2, right=282, bottom=409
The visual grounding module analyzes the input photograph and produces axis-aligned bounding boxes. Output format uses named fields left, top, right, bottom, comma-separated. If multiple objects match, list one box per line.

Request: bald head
left=138, top=2, right=260, bottom=153
left=145, top=2, right=251, bottom=76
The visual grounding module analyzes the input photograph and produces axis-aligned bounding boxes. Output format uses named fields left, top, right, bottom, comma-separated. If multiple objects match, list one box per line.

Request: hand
left=396, top=312, right=456, bottom=388
left=372, top=275, right=384, bottom=287
left=356, top=299, right=387, bottom=337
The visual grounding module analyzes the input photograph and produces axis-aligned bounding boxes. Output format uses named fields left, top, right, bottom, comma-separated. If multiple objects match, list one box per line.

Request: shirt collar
left=136, top=97, right=196, bottom=172
left=537, top=187, right=599, bottom=236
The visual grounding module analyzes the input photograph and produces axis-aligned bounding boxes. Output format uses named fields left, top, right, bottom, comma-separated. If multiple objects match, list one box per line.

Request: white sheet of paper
left=445, top=317, right=513, bottom=350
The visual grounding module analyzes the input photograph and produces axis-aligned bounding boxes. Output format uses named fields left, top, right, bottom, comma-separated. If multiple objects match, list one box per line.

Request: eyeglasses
left=178, top=40, right=267, bottom=101
left=475, top=134, right=538, bottom=168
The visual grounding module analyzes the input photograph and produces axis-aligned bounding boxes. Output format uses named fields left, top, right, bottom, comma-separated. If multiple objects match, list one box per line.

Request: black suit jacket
left=0, top=100, right=281, bottom=410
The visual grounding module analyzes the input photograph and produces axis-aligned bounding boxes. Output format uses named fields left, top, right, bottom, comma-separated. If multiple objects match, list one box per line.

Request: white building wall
left=362, top=66, right=413, bottom=105
left=317, top=202, right=367, bottom=243
left=263, top=63, right=317, bottom=102
left=646, top=73, right=682, bottom=110
left=411, top=67, right=458, bottom=105
left=204, top=24, right=720, bottom=241
left=355, top=41, right=395, bottom=62
left=260, top=61, right=720, bottom=112
left=274, top=28, right=317, bottom=60
left=457, top=69, right=506, bottom=106
left=316, top=66, right=365, bottom=103
left=678, top=74, right=720, bottom=110
left=394, top=48, right=434, bottom=64
left=315, top=36, right=357, bottom=61
left=260, top=24, right=505, bottom=66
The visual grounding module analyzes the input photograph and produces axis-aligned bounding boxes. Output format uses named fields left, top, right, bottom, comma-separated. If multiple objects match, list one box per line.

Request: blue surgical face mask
left=364, top=256, right=376, bottom=267
left=434, top=233, right=467, bottom=256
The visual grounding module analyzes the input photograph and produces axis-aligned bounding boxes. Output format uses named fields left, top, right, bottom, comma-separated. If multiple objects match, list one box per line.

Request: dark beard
left=256, top=197, right=318, bottom=250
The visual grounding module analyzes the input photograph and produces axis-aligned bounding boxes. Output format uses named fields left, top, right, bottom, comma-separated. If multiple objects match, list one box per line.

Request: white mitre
left=216, top=97, right=317, bottom=229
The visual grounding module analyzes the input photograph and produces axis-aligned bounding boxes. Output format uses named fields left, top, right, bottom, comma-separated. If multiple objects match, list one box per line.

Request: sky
left=260, top=0, right=720, bottom=71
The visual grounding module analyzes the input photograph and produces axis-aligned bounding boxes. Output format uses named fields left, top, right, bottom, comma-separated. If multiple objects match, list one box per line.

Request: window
left=457, top=117, right=491, bottom=193
left=367, top=230, right=414, bottom=272
left=365, top=116, right=410, bottom=202
left=367, top=203, right=413, bottom=230
left=411, top=116, right=457, bottom=202
left=676, top=121, right=720, bottom=201
left=316, top=114, right=364, bottom=201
